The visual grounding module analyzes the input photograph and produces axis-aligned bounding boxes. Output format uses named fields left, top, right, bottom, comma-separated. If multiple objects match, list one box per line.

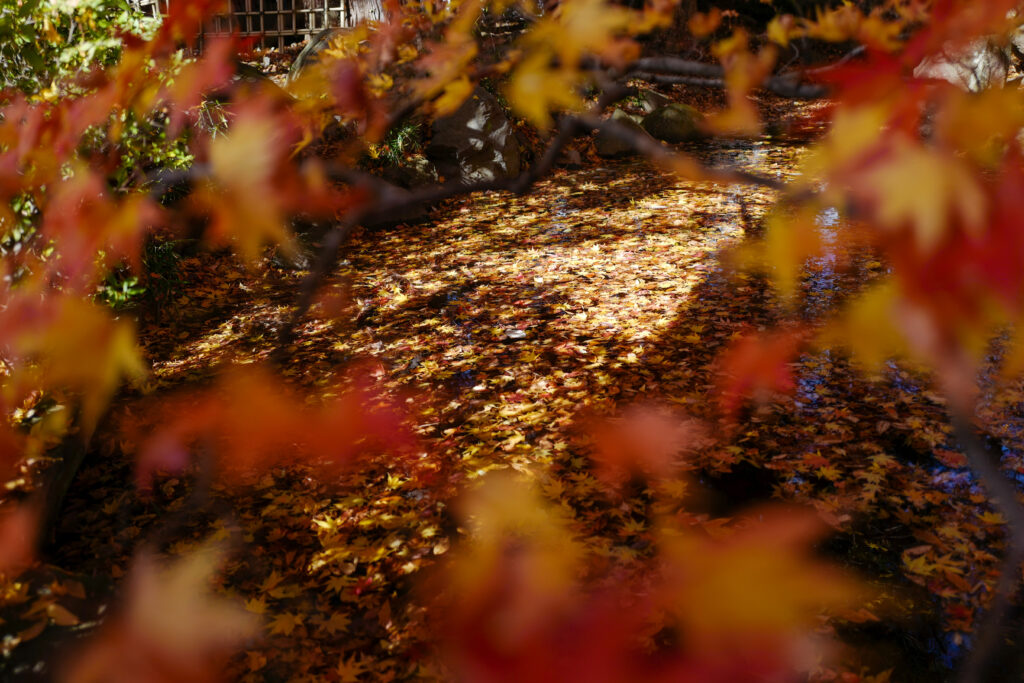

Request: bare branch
left=630, top=71, right=726, bottom=89
left=801, top=45, right=867, bottom=75
left=630, top=57, right=724, bottom=80
left=628, top=56, right=830, bottom=99
left=951, top=415, right=1024, bottom=683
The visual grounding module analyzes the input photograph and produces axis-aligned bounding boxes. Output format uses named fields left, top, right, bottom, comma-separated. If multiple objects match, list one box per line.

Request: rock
left=426, top=87, right=522, bottom=185
left=380, top=156, right=438, bottom=189
left=913, top=39, right=1010, bottom=92
left=1011, top=25, right=1024, bottom=65
left=558, top=148, right=583, bottom=168
left=636, top=88, right=671, bottom=114
left=595, top=109, right=651, bottom=158
left=361, top=180, right=429, bottom=227
left=270, top=239, right=316, bottom=271
left=641, top=103, right=703, bottom=143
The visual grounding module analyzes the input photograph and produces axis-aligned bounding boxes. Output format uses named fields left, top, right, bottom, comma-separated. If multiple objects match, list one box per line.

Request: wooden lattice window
left=131, top=0, right=385, bottom=50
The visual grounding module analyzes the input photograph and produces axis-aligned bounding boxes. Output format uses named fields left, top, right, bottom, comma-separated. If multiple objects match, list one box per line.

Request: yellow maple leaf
left=321, top=612, right=351, bottom=634
left=903, top=554, right=936, bottom=576
left=660, top=507, right=861, bottom=648
left=444, top=473, right=584, bottom=644
left=817, top=465, right=842, bottom=481
left=204, top=111, right=296, bottom=264
left=935, top=87, right=1024, bottom=165
left=763, top=206, right=824, bottom=298
left=267, top=612, right=303, bottom=636
left=337, top=654, right=370, bottom=682
left=822, top=281, right=908, bottom=372
left=8, top=295, right=146, bottom=433
left=244, top=597, right=268, bottom=615
left=66, top=540, right=259, bottom=683
left=802, top=104, right=889, bottom=187
left=977, top=510, right=1006, bottom=526
left=505, top=53, right=584, bottom=128
left=434, top=75, right=473, bottom=117
left=767, top=14, right=798, bottom=46
left=859, top=136, right=986, bottom=250
left=688, top=8, right=722, bottom=37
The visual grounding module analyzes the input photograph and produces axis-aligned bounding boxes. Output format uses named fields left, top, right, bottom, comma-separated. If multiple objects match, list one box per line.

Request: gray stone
left=380, top=156, right=438, bottom=189
left=637, top=88, right=671, bottom=114
left=426, top=87, right=522, bottom=185
left=1012, top=28, right=1024, bottom=61
left=361, top=181, right=429, bottom=227
left=913, top=39, right=1010, bottom=92
left=559, top=148, right=583, bottom=167
left=595, top=109, right=651, bottom=158
left=641, top=103, right=703, bottom=143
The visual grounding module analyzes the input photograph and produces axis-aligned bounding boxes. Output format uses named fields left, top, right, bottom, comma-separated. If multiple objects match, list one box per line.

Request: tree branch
left=627, top=56, right=830, bottom=99
left=576, top=114, right=787, bottom=191
left=951, top=415, right=1024, bottom=683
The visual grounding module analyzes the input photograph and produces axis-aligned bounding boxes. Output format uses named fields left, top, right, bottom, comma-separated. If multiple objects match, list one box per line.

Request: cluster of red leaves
left=435, top=474, right=860, bottom=683
left=130, top=367, right=413, bottom=489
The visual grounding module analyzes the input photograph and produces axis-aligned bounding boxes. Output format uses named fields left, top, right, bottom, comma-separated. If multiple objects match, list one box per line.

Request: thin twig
left=272, top=214, right=362, bottom=362
left=951, top=415, right=1024, bottom=683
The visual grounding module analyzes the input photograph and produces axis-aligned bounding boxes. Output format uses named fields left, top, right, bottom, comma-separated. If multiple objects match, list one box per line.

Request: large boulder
left=913, top=39, right=1010, bottom=92
left=641, top=103, right=703, bottom=143
left=426, top=87, right=522, bottom=185
left=636, top=88, right=671, bottom=114
left=595, top=109, right=653, bottom=158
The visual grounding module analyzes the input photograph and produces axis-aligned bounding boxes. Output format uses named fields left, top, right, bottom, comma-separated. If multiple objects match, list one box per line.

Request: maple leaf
left=320, top=612, right=351, bottom=634
left=3, top=294, right=146, bottom=432
left=589, top=403, right=708, bottom=485
left=437, top=473, right=584, bottom=657
left=505, top=53, right=584, bottom=129
left=41, top=168, right=161, bottom=289
left=160, top=38, right=237, bottom=134
left=134, top=366, right=413, bottom=486
left=766, top=14, right=797, bottom=46
left=689, top=9, right=723, bottom=37
left=822, top=281, right=908, bottom=372
left=433, top=75, right=473, bottom=117
left=658, top=506, right=862, bottom=648
left=62, top=542, right=259, bottom=683
left=244, top=597, right=268, bottom=615
left=856, top=136, right=986, bottom=251
left=716, top=329, right=803, bottom=419
left=199, top=106, right=297, bottom=264
left=0, top=503, right=38, bottom=578
left=267, top=613, right=304, bottom=636
left=903, top=554, right=936, bottom=577
left=336, top=654, right=370, bottom=682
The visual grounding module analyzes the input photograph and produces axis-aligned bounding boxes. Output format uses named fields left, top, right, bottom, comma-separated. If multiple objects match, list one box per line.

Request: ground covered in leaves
left=7, top=101, right=1024, bottom=682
